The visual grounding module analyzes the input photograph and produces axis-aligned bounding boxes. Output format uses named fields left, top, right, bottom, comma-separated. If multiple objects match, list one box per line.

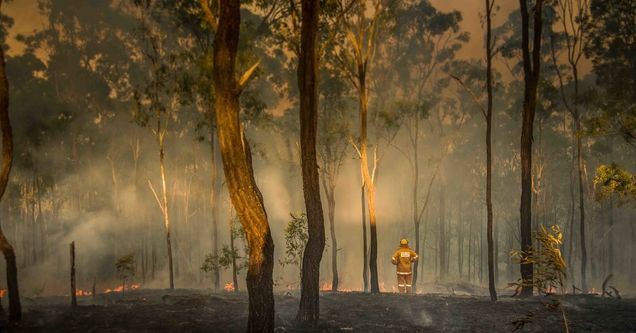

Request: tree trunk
left=361, top=185, right=368, bottom=292
left=230, top=218, right=239, bottom=292
left=457, top=198, right=463, bottom=279
left=468, top=210, right=473, bottom=283
left=70, top=241, right=77, bottom=307
left=485, top=0, right=497, bottom=302
left=322, top=177, right=338, bottom=291
left=158, top=125, right=174, bottom=290
left=210, top=129, right=221, bottom=291
left=213, top=1, right=275, bottom=331
left=567, top=137, right=576, bottom=282
left=607, top=197, right=613, bottom=274
left=439, top=177, right=447, bottom=281
left=575, top=120, right=587, bottom=291
left=297, top=0, right=325, bottom=324
left=328, top=189, right=338, bottom=291
left=412, top=116, right=421, bottom=291
left=518, top=0, right=545, bottom=297
left=0, top=22, right=21, bottom=320
left=357, top=64, right=380, bottom=293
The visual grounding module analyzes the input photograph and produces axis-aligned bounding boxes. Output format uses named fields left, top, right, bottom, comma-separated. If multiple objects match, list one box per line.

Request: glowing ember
left=75, top=289, right=93, bottom=297
left=224, top=282, right=235, bottom=292
left=104, top=283, right=141, bottom=294
left=0, top=289, right=6, bottom=298
left=319, top=281, right=355, bottom=292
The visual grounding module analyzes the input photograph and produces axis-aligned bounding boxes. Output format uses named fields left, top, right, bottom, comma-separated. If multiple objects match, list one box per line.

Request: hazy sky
left=430, top=0, right=518, bottom=59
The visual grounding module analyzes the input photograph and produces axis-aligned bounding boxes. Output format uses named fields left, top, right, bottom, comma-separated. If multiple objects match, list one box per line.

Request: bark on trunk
left=230, top=217, right=239, bottom=292
left=361, top=185, right=368, bottom=292
left=439, top=177, right=447, bottom=281
left=70, top=241, right=77, bottom=307
left=485, top=0, right=497, bottom=302
left=297, top=0, right=325, bottom=324
left=518, top=0, right=545, bottom=297
left=357, top=67, right=379, bottom=293
left=0, top=20, right=21, bottom=320
left=158, top=127, right=174, bottom=290
left=210, top=129, right=221, bottom=291
left=575, top=122, right=587, bottom=291
left=412, top=117, right=420, bottom=291
left=328, top=188, right=338, bottom=291
left=213, top=1, right=275, bottom=331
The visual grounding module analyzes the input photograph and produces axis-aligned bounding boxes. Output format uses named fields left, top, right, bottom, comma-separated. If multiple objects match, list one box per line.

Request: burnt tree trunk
left=412, top=116, right=420, bottom=291
left=575, top=116, right=587, bottom=291
left=230, top=216, right=239, bottom=292
left=70, top=241, right=77, bottom=307
left=297, top=0, right=325, bottom=324
left=485, top=0, right=497, bottom=302
left=212, top=0, right=275, bottom=331
left=361, top=185, right=368, bottom=292
left=0, top=18, right=21, bottom=320
left=518, top=0, right=545, bottom=297
left=210, top=129, right=221, bottom=291
left=326, top=183, right=338, bottom=291
left=438, top=176, right=447, bottom=280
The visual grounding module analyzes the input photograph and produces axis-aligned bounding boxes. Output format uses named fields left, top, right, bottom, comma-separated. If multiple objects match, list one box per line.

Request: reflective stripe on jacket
left=391, top=245, right=418, bottom=274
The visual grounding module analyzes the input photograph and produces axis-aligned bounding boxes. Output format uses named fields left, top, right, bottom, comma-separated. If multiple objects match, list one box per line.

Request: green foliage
left=593, top=163, right=636, bottom=205
left=280, top=213, right=308, bottom=269
left=200, top=216, right=248, bottom=277
left=510, top=225, right=567, bottom=295
left=200, top=253, right=220, bottom=274
left=201, top=245, right=247, bottom=275
left=115, top=254, right=136, bottom=282
left=584, top=0, right=636, bottom=145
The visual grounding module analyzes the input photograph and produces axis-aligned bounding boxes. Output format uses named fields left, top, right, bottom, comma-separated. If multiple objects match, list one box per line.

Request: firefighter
left=391, top=238, right=418, bottom=293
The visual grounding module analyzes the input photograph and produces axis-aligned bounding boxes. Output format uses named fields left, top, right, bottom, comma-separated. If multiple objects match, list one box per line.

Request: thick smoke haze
left=0, top=0, right=633, bottom=306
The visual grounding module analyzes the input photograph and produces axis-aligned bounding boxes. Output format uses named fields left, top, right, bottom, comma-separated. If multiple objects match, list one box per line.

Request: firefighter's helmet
left=400, top=238, right=408, bottom=246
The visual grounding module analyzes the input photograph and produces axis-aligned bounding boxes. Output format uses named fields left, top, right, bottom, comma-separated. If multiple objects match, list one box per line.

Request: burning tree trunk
left=359, top=72, right=380, bottom=293
left=0, top=8, right=21, bottom=318
left=485, top=0, right=497, bottom=302
left=209, top=0, right=275, bottom=331
left=70, top=241, right=77, bottom=307
left=297, top=0, right=325, bottom=325
left=518, top=0, right=546, bottom=297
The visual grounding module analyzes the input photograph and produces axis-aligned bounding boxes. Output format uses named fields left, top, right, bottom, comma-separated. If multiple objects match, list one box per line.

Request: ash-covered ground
left=3, top=284, right=635, bottom=332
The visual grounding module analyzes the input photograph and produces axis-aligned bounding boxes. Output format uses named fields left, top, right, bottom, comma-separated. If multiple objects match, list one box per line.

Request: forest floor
left=3, top=283, right=635, bottom=332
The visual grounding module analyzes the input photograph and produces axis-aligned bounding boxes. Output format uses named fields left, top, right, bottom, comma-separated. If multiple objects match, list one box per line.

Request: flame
left=0, top=289, right=6, bottom=298
left=75, top=289, right=93, bottom=297
left=224, top=282, right=235, bottom=292
left=319, top=281, right=355, bottom=292
left=104, top=283, right=141, bottom=294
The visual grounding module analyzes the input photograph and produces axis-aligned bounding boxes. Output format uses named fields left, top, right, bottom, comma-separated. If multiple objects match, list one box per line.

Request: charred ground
left=4, top=287, right=635, bottom=332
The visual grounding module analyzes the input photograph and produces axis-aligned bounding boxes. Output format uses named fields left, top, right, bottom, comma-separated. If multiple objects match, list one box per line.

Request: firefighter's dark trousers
left=397, top=273, right=412, bottom=293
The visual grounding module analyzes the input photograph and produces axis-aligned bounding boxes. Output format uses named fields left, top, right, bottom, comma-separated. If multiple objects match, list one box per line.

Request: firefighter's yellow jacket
left=391, top=245, right=418, bottom=274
